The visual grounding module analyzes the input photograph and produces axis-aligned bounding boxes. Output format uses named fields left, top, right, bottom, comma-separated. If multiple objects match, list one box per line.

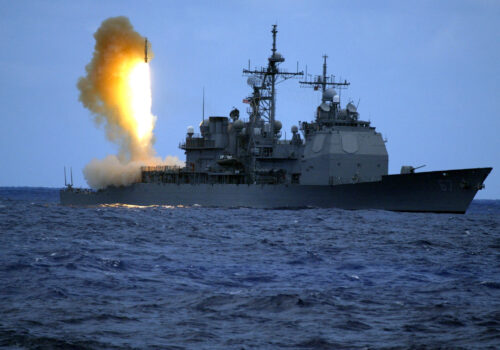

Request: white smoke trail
left=83, top=155, right=184, bottom=190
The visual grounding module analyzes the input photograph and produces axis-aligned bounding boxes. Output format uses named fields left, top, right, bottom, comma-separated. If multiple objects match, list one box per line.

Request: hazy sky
left=1, top=0, right=498, bottom=198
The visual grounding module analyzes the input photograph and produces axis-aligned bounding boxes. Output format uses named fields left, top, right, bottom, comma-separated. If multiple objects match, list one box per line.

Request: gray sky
left=1, top=0, right=498, bottom=198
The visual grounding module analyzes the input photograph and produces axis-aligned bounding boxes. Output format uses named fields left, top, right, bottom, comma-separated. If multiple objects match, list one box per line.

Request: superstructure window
left=263, top=147, right=273, bottom=157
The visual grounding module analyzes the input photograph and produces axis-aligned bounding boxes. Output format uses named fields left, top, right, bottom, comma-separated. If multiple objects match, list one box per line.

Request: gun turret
left=400, top=165, right=426, bottom=174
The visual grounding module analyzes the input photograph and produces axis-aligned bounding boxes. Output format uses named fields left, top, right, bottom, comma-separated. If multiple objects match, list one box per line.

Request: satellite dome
left=247, top=76, right=261, bottom=87
left=320, top=102, right=331, bottom=112
left=322, top=88, right=337, bottom=101
left=199, top=119, right=209, bottom=128
left=233, top=119, right=244, bottom=131
left=270, top=52, right=285, bottom=62
left=291, top=125, right=298, bottom=133
left=333, top=94, right=340, bottom=104
left=274, top=120, right=282, bottom=132
left=346, top=102, right=357, bottom=113
left=187, top=126, right=194, bottom=134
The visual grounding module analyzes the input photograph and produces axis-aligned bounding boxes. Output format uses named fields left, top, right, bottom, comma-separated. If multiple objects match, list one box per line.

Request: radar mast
left=243, top=25, right=303, bottom=138
left=300, top=55, right=350, bottom=94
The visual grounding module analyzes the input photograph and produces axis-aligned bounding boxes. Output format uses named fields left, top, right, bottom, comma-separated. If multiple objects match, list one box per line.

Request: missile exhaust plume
left=77, top=16, right=182, bottom=189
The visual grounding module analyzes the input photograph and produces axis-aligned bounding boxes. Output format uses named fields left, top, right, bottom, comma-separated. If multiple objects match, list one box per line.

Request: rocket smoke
left=78, top=16, right=182, bottom=189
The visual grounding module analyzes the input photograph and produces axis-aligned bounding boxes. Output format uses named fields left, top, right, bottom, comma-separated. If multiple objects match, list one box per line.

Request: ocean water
left=0, top=187, right=499, bottom=349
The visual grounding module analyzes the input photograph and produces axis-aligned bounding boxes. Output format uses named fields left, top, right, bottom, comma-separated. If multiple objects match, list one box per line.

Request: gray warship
left=61, top=25, right=492, bottom=213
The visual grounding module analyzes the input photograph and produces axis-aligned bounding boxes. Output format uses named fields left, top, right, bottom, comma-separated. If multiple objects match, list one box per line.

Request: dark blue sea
left=0, top=187, right=499, bottom=349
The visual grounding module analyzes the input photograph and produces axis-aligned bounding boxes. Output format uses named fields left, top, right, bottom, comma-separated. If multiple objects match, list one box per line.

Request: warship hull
left=60, top=167, right=491, bottom=213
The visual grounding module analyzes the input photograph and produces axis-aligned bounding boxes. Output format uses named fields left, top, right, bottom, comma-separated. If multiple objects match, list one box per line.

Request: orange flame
left=78, top=17, right=183, bottom=189
left=77, top=16, right=156, bottom=162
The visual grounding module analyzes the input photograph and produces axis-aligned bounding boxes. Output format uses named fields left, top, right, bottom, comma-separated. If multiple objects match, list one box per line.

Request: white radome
left=322, top=88, right=337, bottom=101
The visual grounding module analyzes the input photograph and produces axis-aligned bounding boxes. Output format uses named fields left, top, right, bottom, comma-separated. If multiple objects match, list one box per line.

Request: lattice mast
left=243, top=25, right=303, bottom=137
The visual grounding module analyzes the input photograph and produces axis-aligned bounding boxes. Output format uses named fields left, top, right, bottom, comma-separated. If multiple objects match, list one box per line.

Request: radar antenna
left=243, top=25, right=303, bottom=137
left=300, top=55, right=350, bottom=93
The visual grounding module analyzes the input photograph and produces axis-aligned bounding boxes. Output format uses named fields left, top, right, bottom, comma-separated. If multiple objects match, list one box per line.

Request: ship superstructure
left=143, top=25, right=388, bottom=187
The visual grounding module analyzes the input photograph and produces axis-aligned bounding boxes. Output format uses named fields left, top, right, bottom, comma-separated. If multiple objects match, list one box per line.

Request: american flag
left=242, top=99, right=250, bottom=104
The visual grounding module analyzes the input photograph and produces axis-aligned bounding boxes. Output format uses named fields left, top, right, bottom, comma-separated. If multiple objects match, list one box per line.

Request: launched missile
left=144, top=38, right=148, bottom=63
